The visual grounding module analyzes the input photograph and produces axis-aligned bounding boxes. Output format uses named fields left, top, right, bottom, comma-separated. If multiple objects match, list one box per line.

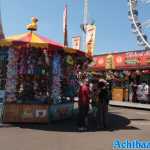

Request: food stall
left=0, top=19, right=90, bottom=123
left=92, top=50, right=150, bottom=102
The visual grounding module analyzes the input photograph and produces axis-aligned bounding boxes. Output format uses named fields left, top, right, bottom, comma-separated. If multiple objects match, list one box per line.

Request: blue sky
left=0, top=0, right=147, bottom=54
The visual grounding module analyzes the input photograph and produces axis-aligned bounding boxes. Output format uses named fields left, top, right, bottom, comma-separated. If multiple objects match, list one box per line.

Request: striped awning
left=0, top=31, right=91, bottom=58
left=0, top=32, right=63, bottom=48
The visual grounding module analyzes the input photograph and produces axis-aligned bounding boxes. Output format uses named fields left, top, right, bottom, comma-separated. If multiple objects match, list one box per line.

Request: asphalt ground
left=0, top=106, right=149, bottom=150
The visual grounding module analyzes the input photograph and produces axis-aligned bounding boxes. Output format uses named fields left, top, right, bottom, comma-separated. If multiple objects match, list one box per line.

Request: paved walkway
left=109, top=100, right=150, bottom=110
left=0, top=107, right=149, bottom=150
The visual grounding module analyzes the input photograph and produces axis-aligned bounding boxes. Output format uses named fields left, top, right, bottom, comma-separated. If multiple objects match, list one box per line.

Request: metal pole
left=0, top=0, right=4, bottom=39
left=83, top=0, right=88, bottom=50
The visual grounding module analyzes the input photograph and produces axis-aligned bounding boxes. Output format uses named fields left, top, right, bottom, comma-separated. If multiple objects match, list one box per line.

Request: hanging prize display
left=51, top=54, right=63, bottom=104
left=0, top=17, right=91, bottom=123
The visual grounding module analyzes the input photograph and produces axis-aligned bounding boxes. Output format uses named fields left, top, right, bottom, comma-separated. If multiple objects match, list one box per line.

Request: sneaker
left=78, top=127, right=87, bottom=132
left=82, top=127, right=88, bottom=131
left=97, top=125, right=104, bottom=131
left=78, top=127, right=83, bottom=131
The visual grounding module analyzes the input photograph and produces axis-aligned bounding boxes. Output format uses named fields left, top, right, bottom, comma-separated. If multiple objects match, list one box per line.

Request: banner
left=93, top=50, right=150, bottom=70
left=85, top=24, right=96, bottom=56
left=72, top=36, right=81, bottom=50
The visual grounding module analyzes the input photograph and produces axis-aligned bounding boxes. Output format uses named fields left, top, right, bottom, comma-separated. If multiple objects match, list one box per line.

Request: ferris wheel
left=128, top=0, right=150, bottom=49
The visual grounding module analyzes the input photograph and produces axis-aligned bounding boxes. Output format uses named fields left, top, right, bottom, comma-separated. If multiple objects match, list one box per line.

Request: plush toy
left=43, top=50, right=50, bottom=65
left=18, top=84, right=24, bottom=93
left=66, top=55, right=74, bottom=65
left=6, top=92, right=16, bottom=102
left=28, top=64, right=34, bottom=75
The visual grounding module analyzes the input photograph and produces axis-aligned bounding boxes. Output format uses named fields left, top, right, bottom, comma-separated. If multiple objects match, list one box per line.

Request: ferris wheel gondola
left=128, top=0, right=150, bottom=49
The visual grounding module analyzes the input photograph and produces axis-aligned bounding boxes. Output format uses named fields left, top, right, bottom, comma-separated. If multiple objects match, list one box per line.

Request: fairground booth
left=92, top=50, right=150, bottom=103
left=0, top=19, right=90, bottom=123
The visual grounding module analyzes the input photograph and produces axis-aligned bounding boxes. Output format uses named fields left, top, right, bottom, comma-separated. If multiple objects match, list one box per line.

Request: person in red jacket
left=78, top=79, right=90, bottom=131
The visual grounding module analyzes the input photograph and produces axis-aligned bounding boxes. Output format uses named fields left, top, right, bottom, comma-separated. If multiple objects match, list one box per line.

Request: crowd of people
left=77, top=75, right=110, bottom=132
left=76, top=71, right=149, bottom=132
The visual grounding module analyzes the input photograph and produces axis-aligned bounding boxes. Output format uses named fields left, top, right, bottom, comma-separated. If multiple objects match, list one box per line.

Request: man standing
left=96, top=79, right=109, bottom=130
left=78, top=79, right=90, bottom=131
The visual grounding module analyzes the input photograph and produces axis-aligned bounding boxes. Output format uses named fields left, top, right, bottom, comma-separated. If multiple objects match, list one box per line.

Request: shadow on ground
left=11, top=112, right=139, bottom=132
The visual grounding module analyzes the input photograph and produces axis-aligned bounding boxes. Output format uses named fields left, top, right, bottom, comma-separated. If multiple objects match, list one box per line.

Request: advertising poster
left=72, top=36, right=81, bottom=50
left=85, top=24, right=96, bottom=56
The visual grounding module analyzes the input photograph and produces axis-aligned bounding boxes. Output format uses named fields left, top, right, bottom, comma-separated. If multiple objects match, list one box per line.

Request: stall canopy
left=0, top=32, right=64, bottom=48
left=0, top=31, right=88, bottom=57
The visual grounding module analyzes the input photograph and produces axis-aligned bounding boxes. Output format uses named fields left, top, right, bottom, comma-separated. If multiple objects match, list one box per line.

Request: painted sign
left=22, top=109, right=34, bottom=119
left=35, top=109, right=47, bottom=118
left=49, top=103, right=73, bottom=121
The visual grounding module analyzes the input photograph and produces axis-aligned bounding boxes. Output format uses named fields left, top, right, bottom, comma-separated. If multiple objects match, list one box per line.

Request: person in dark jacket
left=96, top=79, right=109, bottom=130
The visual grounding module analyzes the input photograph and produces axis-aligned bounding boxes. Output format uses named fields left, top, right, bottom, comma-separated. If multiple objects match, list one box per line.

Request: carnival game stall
left=0, top=19, right=90, bottom=123
left=91, top=50, right=150, bottom=103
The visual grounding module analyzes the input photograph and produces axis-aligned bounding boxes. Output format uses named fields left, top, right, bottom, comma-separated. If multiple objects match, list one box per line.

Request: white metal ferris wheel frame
left=129, top=0, right=150, bottom=48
